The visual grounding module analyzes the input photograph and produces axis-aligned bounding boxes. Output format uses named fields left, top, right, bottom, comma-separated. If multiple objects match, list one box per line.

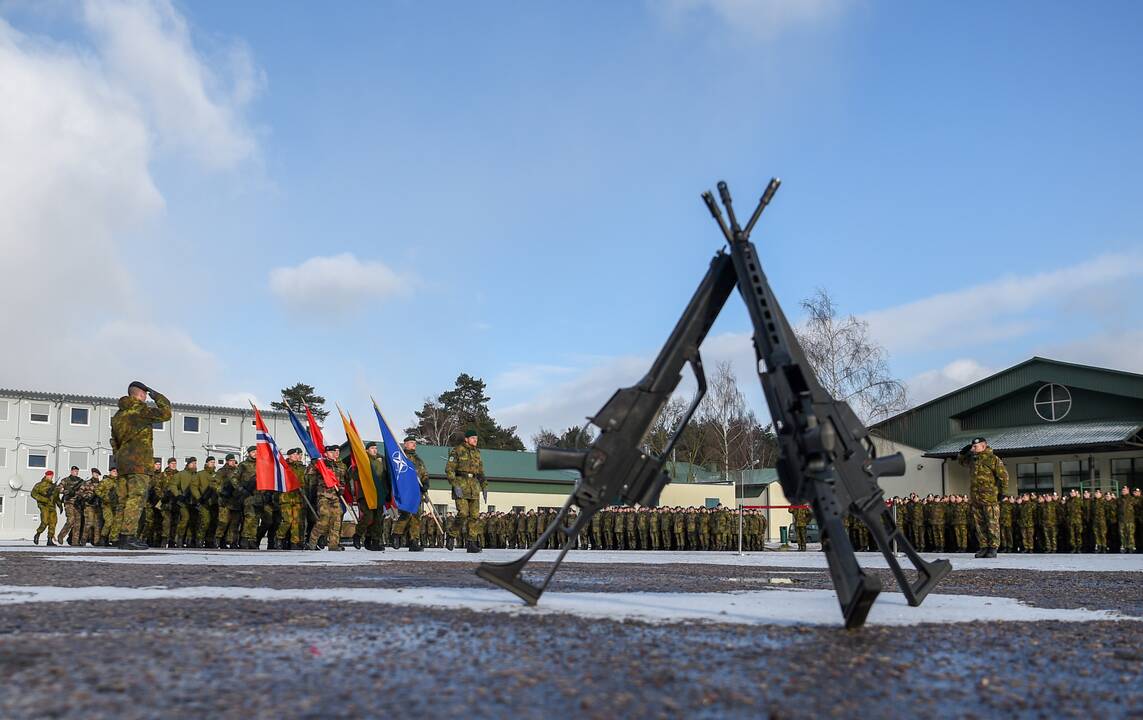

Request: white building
left=0, top=387, right=291, bottom=539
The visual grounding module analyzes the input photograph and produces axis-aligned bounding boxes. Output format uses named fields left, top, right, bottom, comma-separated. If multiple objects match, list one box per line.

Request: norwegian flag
left=254, top=407, right=299, bottom=492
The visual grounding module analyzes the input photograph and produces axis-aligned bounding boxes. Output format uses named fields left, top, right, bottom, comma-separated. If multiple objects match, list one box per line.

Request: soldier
left=55, top=466, right=83, bottom=546
left=1040, top=493, right=1058, bottom=553
left=276, top=449, right=307, bottom=550
left=1017, top=494, right=1036, bottom=553
left=910, top=495, right=926, bottom=551
left=949, top=495, right=969, bottom=552
left=392, top=436, right=429, bottom=552
left=214, top=454, right=241, bottom=549
left=1063, top=490, right=1082, bottom=553
left=998, top=495, right=1015, bottom=552
left=446, top=429, right=485, bottom=553
left=659, top=507, right=673, bottom=550
left=624, top=506, right=637, bottom=551
left=172, top=458, right=198, bottom=548
left=74, top=469, right=101, bottom=547
left=31, top=471, right=60, bottom=546
left=929, top=495, right=946, bottom=552
left=158, top=457, right=180, bottom=548
left=1134, top=487, right=1143, bottom=553
left=306, top=445, right=348, bottom=551
left=235, top=447, right=261, bottom=550
left=193, top=457, right=219, bottom=548
left=697, top=507, right=711, bottom=551
left=1091, top=489, right=1108, bottom=552
left=95, top=468, right=119, bottom=546
left=958, top=437, right=1006, bottom=558
left=110, top=381, right=171, bottom=549
left=792, top=505, right=812, bottom=551
left=353, top=442, right=386, bottom=550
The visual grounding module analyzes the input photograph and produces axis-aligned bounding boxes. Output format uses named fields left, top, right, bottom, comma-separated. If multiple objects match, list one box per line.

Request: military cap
left=403, top=435, right=416, bottom=443
left=45, top=470, right=54, bottom=477
left=464, top=428, right=478, bottom=438
left=365, top=441, right=377, bottom=449
left=205, top=456, right=216, bottom=462
left=128, top=380, right=149, bottom=393
left=70, top=465, right=79, bottom=471
left=167, top=457, right=177, bottom=463
left=90, top=468, right=101, bottom=475
left=224, top=453, right=236, bottom=461
left=185, top=457, right=197, bottom=463
left=324, top=444, right=340, bottom=452
left=246, top=446, right=256, bottom=454
left=971, top=437, right=987, bottom=445
left=286, top=448, right=302, bottom=455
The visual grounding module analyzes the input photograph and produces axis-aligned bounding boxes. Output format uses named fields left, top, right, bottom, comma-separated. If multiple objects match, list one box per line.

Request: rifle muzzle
left=536, top=447, right=588, bottom=473
left=866, top=452, right=906, bottom=478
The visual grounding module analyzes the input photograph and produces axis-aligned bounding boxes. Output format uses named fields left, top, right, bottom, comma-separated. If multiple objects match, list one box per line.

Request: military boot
left=973, top=548, right=988, bottom=558
left=446, top=536, right=455, bottom=551
left=204, top=538, right=217, bottom=549
left=352, top=535, right=362, bottom=550
left=465, top=540, right=481, bottom=553
left=408, top=540, right=423, bottom=552
left=118, top=534, right=148, bottom=551
left=984, top=548, right=997, bottom=558
left=33, top=531, right=41, bottom=545
left=267, top=537, right=278, bottom=551
left=304, top=542, right=318, bottom=551
left=46, top=537, right=57, bottom=547
left=392, top=535, right=404, bottom=550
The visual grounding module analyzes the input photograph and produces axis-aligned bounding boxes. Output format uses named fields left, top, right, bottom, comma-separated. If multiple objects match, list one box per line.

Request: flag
left=287, top=407, right=339, bottom=489
left=373, top=398, right=423, bottom=514
left=338, top=405, right=377, bottom=509
left=254, top=406, right=299, bottom=492
left=305, top=405, right=326, bottom=451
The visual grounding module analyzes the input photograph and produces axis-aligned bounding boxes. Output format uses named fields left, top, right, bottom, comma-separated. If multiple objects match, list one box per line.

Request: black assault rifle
left=476, top=179, right=951, bottom=628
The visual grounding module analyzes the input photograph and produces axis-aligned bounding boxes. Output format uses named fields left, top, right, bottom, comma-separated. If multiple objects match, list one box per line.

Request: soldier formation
left=892, top=487, right=1141, bottom=554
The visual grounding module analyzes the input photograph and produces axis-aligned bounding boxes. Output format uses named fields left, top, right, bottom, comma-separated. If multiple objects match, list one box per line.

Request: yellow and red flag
left=338, top=404, right=377, bottom=509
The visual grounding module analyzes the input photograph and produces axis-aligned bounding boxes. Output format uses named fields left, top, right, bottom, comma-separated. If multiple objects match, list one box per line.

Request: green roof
left=873, top=357, right=1143, bottom=451
left=924, top=419, right=1143, bottom=458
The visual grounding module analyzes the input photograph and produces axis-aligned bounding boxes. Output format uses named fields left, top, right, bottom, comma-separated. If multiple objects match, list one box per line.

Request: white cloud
left=82, top=0, right=261, bottom=170
left=0, top=1, right=261, bottom=398
left=904, top=358, right=995, bottom=407
left=218, top=391, right=260, bottom=408
left=656, top=0, right=849, bottom=39
left=863, top=252, right=1143, bottom=355
left=268, top=253, right=412, bottom=316
left=1036, top=330, right=1143, bottom=376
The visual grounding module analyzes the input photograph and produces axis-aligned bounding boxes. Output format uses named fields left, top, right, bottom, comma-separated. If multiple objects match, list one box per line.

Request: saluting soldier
left=110, top=381, right=172, bottom=549
left=958, top=437, right=1007, bottom=558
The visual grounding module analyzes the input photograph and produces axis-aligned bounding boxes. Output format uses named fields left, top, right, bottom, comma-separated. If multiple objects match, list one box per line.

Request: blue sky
left=2, top=0, right=1141, bottom=444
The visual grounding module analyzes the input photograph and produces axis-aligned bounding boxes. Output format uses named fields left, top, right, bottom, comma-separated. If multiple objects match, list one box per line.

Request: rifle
left=477, top=178, right=950, bottom=628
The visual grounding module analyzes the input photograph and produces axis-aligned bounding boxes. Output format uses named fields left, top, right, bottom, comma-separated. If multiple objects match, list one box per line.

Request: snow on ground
left=0, top=583, right=1135, bottom=626
left=2, top=541, right=1141, bottom=573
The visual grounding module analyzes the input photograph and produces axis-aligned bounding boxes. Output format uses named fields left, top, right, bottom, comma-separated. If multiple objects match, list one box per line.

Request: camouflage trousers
left=196, top=505, right=214, bottom=544
left=119, top=475, right=150, bottom=541
left=1121, top=522, right=1137, bottom=552
left=176, top=505, right=194, bottom=542
left=930, top=526, right=945, bottom=551
left=1067, top=521, right=1082, bottom=551
left=81, top=505, right=99, bottom=544
left=953, top=525, right=968, bottom=551
left=215, top=505, right=240, bottom=544
left=393, top=508, right=422, bottom=541
left=451, top=497, right=480, bottom=541
left=57, top=502, right=80, bottom=544
left=277, top=502, right=303, bottom=544
left=796, top=525, right=807, bottom=549
left=1093, top=522, right=1107, bottom=548
left=242, top=497, right=261, bottom=542
left=1021, top=524, right=1035, bottom=550
left=1041, top=525, right=1058, bottom=553
left=308, top=494, right=343, bottom=549
left=101, top=505, right=118, bottom=542
left=355, top=505, right=383, bottom=542
left=971, top=500, right=1000, bottom=549
left=1000, top=524, right=1013, bottom=550
left=35, top=504, right=57, bottom=538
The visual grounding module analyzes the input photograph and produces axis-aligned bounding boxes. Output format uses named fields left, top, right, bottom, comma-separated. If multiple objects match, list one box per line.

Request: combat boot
left=204, top=538, right=217, bottom=549
left=973, top=548, right=988, bottom=558
left=33, top=531, right=41, bottom=545
left=352, top=535, right=362, bottom=550
left=446, top=536, right=455, bottom=551
left=118, top=534, right=148, bottom=551
left=280, top=540, right=292, bottom=551
left=304, top=542, right=318, bottom=551
left=465, top=540, right=481, bottom=553
left=267, top=537, right=278, bottom=551
left=984, top=548, right=997, bottom=558
left=392, top=535, right=403, bottom=550
left=46, top=538, right=57, bottom=547
left=408, top=540, right=423, bottom=552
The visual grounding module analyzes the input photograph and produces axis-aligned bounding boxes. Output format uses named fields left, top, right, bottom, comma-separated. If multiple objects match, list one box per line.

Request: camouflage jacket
left=1122, top=495, right=1137, bottom=524
left=31, top=477, right=59, bottom=507
left=959, top=448, right=1008, bottom=503
left=406, top=449, right=429, bottom=489
left=59, top=477, right=82, bottom=503
left=445, top=443, right=484, bottom=500
left=236, top=458, right=258, bottom=495
left=951, top=502, right=969, bottom=525
left=309, top=459, right=347, bottom=500
left=95, top=476, right=117, bottom=507
left=792, top=506, right=813, bottom=527
left=110, top=392, right=172, bottom=475
left=1018, top=502, right=1037, bottom=527
left=192, top=468, right=215, bottom=503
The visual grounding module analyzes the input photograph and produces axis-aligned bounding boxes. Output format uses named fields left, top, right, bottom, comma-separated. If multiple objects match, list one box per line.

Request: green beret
left=403, top=436, right=416, bottom=443
left=185, top=457, right=197, bottom=464
left=246, top=446, right=256, bottom=454
left=365, top=441, right=377, bottom=449
left=224, top=453, right=236, bottom=461
left=167, top=457, right=177, bottom=464
left=464, top=428, right=478, bottom=438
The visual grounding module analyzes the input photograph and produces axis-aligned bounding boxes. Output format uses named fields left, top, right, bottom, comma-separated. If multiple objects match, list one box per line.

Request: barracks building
left=871, top=357, right=1143, bottom=498
left=0, top=387, right=734, bottom=540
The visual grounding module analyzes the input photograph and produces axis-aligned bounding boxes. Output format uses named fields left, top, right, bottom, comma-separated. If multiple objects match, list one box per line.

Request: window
left=0, top=496, right=4, bottom=513
left=183, top=416, right=200, bottom=433
left=1033, top=384, right=1072, bottom=422
left=152, top=421, right=166, bottom=431
left=0, top=400, right=8, bottom=421
left=1111, top=458, right=1143, bottom=490
left=220, top=417, right=228, bottom=425
left=70, top=407, right=90, bottom=426
left=488, top=505, right=496, bottom=512
left=1016, top=462, right=1054, bottom=494
left=1060, top=460, right=1094, bottom=491
left=0, top=448, right=6, bottom=468
left=69, top=451, right=88, bottom=470
left=27, top=452, right=47, bottom=469
left=29, top=402, right=50, bottom=424
left=26, top=495, right=40, bottom=515
left=512, top=505, right=525, bottom=512
left=705, top=497, right=720, bottom=508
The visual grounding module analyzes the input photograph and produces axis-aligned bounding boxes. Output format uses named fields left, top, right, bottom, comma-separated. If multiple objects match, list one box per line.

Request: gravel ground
left=1, top=549, right=1141, bottom=719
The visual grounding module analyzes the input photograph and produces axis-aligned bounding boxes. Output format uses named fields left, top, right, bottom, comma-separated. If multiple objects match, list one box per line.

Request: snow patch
left=0, top=584, right=1134, bottom=627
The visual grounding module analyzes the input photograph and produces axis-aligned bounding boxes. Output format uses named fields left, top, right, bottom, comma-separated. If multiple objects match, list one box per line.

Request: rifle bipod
left=475, top=495, right=591, bottom=605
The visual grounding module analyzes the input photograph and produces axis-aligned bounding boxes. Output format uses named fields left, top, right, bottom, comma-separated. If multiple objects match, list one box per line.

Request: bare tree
left=531, top=428, right=560, bottom=450
left=795, top=288, right=908, bottom=423
left=405, top=398, right=459, bottom=446
left=643, top=396, right=690, bottom=480
left=700, top=361, right=748, bottom=482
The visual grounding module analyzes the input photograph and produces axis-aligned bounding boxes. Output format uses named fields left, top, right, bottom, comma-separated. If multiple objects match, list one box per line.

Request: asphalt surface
left=1, top=548, right=1141, bottom=719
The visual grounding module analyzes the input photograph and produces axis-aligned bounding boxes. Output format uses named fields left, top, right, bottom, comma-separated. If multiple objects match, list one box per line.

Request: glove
left=452, top=485, right=463, bottom=499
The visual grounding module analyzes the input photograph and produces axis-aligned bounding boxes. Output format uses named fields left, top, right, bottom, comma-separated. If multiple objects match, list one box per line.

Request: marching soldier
left=55, top=466, right=84, bottom=546
left=306, top=445, right=348, bottom=551
left=391, top=436, right=430, bottom=552
left=235, top=447, right=261, bottom=550
left=95, top=468, right=119, bottom=546
left=276, top=449, right=307, bottom=550
left=31, top=471, right=60, bottom=546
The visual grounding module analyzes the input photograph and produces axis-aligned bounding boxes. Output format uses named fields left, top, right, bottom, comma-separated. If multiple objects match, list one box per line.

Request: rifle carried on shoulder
left=477, top=178, right=950, bottom=628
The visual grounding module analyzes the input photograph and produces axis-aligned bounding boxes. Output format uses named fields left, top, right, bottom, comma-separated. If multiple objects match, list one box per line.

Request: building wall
left=0, top=392, right=295, bottom=539
left=424, top=482, right=737, bottom=516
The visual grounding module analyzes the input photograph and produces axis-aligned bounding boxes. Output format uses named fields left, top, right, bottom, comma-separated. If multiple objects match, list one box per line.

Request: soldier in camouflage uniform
left=792, top=505, right=812, bottom=551
left=55, top=466, right=84, bottom=546
left=949, top=495, right=969, bottom=552
left=958, top=437, right=1006, bottom=558
left=194, top=457, right=219, bottom=548
left=96, top=468, right=119, bottom=546
left=446, top=430, right=485, bottom=553
left=999, top=495, right=1014, bottom=552
left=172, top=458, right=198, bottom=548
left=1134, top=488, right=1142, bottom=553
left=1017, top=494, right=1036, bottom=552
left=698, top=507, right=712, bottom=550
left=276, top=449, right=307, bottom=550
left=306, top=445, right=348, bottom=551
left=624, top=507, right=637, bottom=550
left=1063, top=490, right=1082, bottom=553
left=1091, top=490, right=1108, bottom=552
left=158, top=457, right=180, bottom=547
left=391, top=436, right=430, bottom=551
left=214, top=454, right=241, bottom=548
left=352, top=442, right=387, bottom=550
left=110, top=381, right=171, bottom=549
left=76, top=469, right=101, bottom=546
left=31, top=471, right=60, bottom=546
left=1040, top=494, right=1058, bottom=553
left=928, top=496, right=946, bottom=552
left=235, top=447, right=262, bottom=549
